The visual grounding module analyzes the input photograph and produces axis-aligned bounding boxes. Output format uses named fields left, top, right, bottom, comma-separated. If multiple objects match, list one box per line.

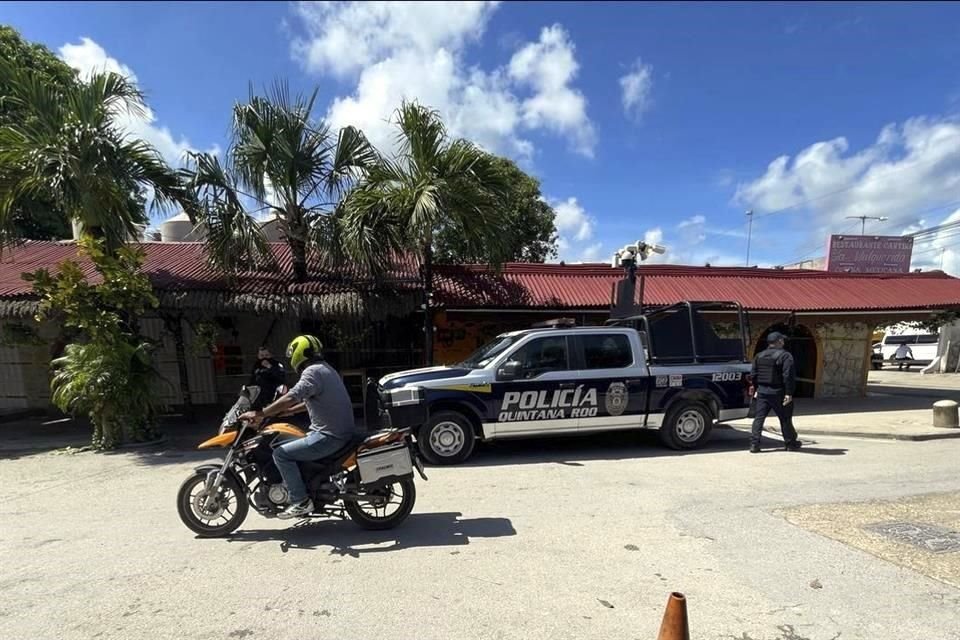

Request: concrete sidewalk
left=727, top=394, right=960, bottom=441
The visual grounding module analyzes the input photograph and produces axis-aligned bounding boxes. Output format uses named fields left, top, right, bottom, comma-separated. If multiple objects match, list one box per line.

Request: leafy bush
left=24, top=237, right=164, bottom=449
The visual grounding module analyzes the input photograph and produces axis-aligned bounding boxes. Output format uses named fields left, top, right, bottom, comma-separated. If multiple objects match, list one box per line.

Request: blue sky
left=4, top=1, right=960, bottom=271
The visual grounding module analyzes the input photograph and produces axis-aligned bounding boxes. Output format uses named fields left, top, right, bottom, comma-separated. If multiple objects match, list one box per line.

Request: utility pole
left=940, top=247, right=946, bottom=271
left=745, top=210, right=754, bottom=267
left=845, top=215, right=888, bottom=235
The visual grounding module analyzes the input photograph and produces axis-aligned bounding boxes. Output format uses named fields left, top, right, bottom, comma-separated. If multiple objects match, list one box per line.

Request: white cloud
left=735, top=117, right=960, bottom=242
left=551, top=196, right=602, bottom=262
left=59, top=37, right=217, bottom=166
left=619, top=58, right=653, bottom=122
left=508, top=25, right=595, bottom=155
left=293, top=1, right=497, bottom=78
left=638, top=217, right=745, bottom=266
left=554, top=197, right=593, bottom=241
left=291, top=3, right=595, bottom=158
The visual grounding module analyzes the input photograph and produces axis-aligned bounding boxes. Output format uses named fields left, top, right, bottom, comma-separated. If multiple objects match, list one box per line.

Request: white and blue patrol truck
left=378, top=301, right=753, bottom=465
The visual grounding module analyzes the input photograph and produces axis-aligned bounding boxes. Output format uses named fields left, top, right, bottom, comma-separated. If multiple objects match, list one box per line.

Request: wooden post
left=164, top=313, right=193, bottom=419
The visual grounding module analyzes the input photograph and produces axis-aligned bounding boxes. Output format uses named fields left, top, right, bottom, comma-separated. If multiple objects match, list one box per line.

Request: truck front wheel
left=659, top=402, right=713, bottom=450
left=419, top=411, right=477, bottom=465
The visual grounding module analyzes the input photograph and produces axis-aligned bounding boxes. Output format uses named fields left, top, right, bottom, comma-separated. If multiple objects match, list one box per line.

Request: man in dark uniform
left=250, top=346, right=287, bottom=410
left=750, top=331, right=801, bottom=453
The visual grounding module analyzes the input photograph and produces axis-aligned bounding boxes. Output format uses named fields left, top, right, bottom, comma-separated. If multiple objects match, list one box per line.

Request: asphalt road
left=2, top=429, right=960, bottom=640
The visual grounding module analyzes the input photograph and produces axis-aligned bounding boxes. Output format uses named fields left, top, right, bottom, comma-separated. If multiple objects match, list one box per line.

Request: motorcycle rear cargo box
left=357, top=443, right=414, bottom=486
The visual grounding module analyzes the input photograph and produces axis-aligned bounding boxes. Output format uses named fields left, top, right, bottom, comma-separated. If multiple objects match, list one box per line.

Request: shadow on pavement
left=796, top=446, right=849, bottom=456
left=226, top=511, right=516, bottom=556
left=131, top=448, right=214, bottom=466
left=461, top=429, right=755, bottom=467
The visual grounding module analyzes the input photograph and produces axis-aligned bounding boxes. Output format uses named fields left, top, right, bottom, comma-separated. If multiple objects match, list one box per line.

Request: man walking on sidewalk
left=750, top=331, right=802, bottom=453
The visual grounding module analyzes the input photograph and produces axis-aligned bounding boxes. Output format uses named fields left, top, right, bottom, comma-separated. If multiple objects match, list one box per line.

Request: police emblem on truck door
left=605, top=382, right=628, bottom=417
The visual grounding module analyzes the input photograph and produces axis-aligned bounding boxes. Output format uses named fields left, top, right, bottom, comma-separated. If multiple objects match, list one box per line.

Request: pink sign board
left=826, top=235, right=914, bottom=273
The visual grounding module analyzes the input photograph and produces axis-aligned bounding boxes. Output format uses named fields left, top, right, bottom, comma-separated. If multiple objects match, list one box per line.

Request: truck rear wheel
left=659, top=402, right=713, bottom=450
left=419, top=411, right=476, bottom=465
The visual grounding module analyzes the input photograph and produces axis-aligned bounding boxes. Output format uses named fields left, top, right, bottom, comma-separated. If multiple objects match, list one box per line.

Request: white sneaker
left=278, top=498, right=313, bottom=520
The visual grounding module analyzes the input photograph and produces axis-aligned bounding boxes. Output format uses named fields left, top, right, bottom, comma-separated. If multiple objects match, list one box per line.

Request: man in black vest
left=750, top=332, right=801, bottom=453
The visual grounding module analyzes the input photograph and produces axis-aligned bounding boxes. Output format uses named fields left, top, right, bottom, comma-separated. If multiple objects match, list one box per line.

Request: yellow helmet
left=286, top=335, right=322, bottom=373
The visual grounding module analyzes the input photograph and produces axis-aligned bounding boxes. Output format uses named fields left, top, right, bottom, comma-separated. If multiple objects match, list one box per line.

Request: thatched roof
left=0, top=241, right=421, bottom=319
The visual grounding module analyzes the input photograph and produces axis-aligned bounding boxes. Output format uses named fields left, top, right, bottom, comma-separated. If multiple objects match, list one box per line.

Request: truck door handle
left=558, top=382, right=577, bottom=389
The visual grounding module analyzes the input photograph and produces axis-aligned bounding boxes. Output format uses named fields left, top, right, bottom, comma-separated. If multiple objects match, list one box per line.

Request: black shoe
left=750, top=446, right=761, bottom=453
left=785, top=441, right=802, bottom=451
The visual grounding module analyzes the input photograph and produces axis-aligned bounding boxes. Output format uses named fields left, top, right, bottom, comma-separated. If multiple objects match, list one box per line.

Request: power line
left=777, top=221, right=860, bottom=267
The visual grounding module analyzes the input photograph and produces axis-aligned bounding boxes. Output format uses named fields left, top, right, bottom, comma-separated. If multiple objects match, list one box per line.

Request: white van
left=879, top=323, right=940, bottom=366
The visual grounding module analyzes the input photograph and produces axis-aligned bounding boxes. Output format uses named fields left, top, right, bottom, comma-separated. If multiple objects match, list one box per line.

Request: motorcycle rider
left=240, top=335, right=357, bottom=519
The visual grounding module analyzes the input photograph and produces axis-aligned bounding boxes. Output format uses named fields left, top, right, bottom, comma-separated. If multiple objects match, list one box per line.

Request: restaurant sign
left=826, top=235, right=914, bottom=274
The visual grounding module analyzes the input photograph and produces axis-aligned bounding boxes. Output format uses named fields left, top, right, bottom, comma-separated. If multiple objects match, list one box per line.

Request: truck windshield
left=459, top=335, right=520, bottom=369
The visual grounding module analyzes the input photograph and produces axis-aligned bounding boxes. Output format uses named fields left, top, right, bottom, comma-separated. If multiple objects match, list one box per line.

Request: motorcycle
left=176, top=386, right=428, bottom=538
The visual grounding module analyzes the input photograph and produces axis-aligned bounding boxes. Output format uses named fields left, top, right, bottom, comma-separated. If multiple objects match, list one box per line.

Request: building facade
left=3, top=243, right=960, bottom=413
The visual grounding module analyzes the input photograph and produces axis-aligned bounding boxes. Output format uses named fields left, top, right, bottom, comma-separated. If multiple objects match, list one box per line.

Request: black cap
left=767, top=331, right=788, bottom=343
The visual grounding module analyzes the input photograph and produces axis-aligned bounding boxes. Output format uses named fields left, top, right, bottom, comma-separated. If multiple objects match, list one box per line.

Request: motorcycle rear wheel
left=177, top=471, right=248, bottom=538
left=345, top=478, right=416, bottom=530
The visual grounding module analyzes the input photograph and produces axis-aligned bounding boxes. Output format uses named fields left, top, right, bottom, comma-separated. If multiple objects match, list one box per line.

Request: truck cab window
left=507, top=336, right=569, bottom=379
left=582, top=334, right=633, bottom=369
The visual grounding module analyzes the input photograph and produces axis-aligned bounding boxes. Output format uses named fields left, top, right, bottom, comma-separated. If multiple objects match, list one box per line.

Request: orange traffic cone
left=656, top=592, right=690, bottom=640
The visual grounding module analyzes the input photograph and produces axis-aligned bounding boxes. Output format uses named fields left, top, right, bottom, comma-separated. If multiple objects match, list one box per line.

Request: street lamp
left=745, top=210, right=754, bottom=266
left=845, top=215, right=888, bottom=235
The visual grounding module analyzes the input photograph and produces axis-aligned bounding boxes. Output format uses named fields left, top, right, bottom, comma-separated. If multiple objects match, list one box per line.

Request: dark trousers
left=751, top=392, right=798, bottom=447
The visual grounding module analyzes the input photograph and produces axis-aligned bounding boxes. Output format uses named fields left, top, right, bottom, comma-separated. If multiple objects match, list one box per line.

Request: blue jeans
left=272, top=431, right=346, bottom=503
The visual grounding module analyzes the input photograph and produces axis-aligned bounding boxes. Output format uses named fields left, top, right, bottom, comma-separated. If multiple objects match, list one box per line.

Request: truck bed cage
left=606, top=300, right=750, bottom=365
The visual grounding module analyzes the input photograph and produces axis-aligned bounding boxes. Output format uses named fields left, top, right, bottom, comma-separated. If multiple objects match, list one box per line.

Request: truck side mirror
left=498, top=360, right=522, bottom=381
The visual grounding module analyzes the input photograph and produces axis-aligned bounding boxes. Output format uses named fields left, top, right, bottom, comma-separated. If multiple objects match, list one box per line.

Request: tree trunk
left=291, top=235, right=308, bottom=282
left=422, top=240, right=434, bottom=366
left=288, top=206, right=309, bottom=282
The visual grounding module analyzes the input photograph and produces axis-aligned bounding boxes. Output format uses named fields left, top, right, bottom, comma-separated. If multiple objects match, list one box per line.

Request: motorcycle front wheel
left=345, top=478, right=416, bottom=530
left=177, top=471, right=249, bottom=538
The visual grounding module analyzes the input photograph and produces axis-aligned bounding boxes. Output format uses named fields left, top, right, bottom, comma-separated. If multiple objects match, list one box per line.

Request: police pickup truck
left=378, top=302, right=752, bottom=465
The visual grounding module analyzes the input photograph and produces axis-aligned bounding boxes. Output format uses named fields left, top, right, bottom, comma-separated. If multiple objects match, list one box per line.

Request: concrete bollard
left=932, top=400, right=959, bottom=428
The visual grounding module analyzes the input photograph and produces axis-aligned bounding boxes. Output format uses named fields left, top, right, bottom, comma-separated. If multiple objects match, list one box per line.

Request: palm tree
left=341, top=101, right=510, bottom=364
left=184, top=83, right=378, bottom=281
left=0, top=61, right=191, bottom=251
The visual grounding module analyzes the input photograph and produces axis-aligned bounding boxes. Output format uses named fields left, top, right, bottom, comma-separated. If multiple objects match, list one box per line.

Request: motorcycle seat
left=297, top=432, right=366, bottom=474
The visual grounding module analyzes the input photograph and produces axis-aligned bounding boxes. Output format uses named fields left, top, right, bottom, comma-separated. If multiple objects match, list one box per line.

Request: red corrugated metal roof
left=4, top=242, right=960, bottom=313
left=0, top=241, right=421, bottom=298
left=433, top=262, right=960, bottom=312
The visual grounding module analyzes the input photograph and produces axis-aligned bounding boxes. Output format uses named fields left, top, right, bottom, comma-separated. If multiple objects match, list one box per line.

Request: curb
left=795, top=428, right=960, bottom=442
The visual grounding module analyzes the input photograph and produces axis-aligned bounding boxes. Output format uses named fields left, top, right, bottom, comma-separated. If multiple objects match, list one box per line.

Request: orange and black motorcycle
left=176, top=386, right=427, bottom=538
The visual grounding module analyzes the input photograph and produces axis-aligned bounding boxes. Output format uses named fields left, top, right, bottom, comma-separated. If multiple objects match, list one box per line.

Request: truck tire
left=419, top=410, right=477, bottom=465
left=658, top=402, right=713, bottom=450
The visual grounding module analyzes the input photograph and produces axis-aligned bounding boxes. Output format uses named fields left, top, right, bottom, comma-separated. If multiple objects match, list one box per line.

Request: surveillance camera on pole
left=611, top=241, right=667, bottom=272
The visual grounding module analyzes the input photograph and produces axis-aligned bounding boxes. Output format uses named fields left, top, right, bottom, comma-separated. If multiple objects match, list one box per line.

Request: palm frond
left=324, top=125, right=379, bottom=201
left=339, top=185, right=410, bottom=272
left=394, top=101, right=446, bottom=175
left=183, top=151, right=271, bottom=273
